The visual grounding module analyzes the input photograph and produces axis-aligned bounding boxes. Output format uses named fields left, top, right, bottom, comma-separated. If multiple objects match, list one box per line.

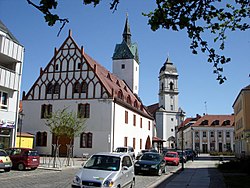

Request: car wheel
left=130, top=179, right=135, bottom=188
left=4, top=168, right=11, bottom=172
left=157, top=168, right=162, bottom=176
left=17, top=163, right=25, bottom=171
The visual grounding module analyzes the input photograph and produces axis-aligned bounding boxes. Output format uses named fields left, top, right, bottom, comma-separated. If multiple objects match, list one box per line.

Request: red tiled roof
left=191, top=114, right=234, bottom=127
left=147, top=103, right=159, bottom=115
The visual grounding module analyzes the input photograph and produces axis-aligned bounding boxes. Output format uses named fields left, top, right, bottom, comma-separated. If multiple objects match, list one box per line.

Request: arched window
left=169, top=82, right=174, bottom=90
left=81, top=82, right=88, bottom=93
left=54, top=83, right=60, bottom=94
left=73, top=82, right=81, bottom=93
left=80, top=132, right=93, bottom=148
left=46, top=83, right=53, bottom=94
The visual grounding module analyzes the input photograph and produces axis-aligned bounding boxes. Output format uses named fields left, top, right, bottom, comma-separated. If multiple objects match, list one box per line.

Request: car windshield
left=84, top=155, right=120, bottom=171
left=141, top=153, right=160, bottom=161
left=0, top=150, right=8, bottom=156
left=115, top=148, right=127, bottom=152
left=166, top=153, right=177, bottom=158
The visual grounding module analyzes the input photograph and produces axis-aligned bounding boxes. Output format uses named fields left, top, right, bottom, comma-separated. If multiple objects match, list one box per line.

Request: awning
left=0, top=120, right=15, bottom=129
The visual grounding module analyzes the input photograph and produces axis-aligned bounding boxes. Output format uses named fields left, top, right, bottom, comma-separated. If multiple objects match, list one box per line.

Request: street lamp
left=19, top=111, right=24, bottom=148
left=180, top=110, right=185, bottom=171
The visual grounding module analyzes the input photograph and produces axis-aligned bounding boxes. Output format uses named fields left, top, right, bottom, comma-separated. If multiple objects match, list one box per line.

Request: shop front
left=0, top=121, right=15, bottom=149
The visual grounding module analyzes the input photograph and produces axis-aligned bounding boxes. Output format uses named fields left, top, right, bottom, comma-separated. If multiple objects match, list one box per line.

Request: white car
left=72, top=152, right=135, bottom=188
left=114, top=146, right=135, bottom=159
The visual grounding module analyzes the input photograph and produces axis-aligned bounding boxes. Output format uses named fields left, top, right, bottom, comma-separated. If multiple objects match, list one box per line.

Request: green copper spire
left=123, top=14, right=131, bottom=46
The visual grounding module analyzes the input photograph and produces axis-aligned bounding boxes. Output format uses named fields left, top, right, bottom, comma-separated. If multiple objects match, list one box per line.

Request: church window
left=125, top=111, right=128, bottom=124
left=171, top=118, right=174, bottom=121
left=55, top=64, right=59, bottom=70
left=41, top=104, right=52, bottom=119
left=171, top=129, right=174, bottom=132
left=78, top=103, right=90, bottom=118
left=121, top=64, right=125, bottom=69
left=161, top=83, right=164, bottom=91
left=170, top=105, right=173, bottom=111
left=148, top=121, right=151, bottom=130
left=46, top=83, right=53, bottom=94
left=124, top=137, right=128, bottom=147
left=133, top=114, right=136, bottom=126
left=81, top=82, right=88, bottom=93
left=133, top=138, right=136, bottom=149
left=80, top=132, right=92, bottom=148
left=170, top=82, right=174, bottom=90
left=36, top=131, right=47, bottom=146
left=54, top=83, right=60, bottom=94
left=73, top=82, right=81, bottom=93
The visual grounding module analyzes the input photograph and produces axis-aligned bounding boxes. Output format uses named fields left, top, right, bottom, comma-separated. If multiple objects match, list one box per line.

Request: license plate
left=141, top=167, right=149, bottom=170
left=5, top=164, right=11, bottom=167
left=33, top=159, right=37, bottom=161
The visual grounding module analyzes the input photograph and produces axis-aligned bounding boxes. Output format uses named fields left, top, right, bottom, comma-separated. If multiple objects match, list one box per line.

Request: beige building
left=233, top=84, right=250, bottom=158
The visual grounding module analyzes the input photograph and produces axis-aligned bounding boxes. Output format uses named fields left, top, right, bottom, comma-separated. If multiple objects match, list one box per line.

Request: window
left=218, top=131, right=222, bottom=138
left=80, top=132, right=92, bottom=148
left=81, top=82, right=87, bottom=93
left=78, top=103, right=90, bottom=118
left=133, top=114, right=136, bottom=126
left=124, top=137, right=128, bottom=147
left=118, top=90, right=123, bottom=100
left=148, top=121, right=151, bottom=130
left=125, top=111, right=128, bottom=124
left=0, top=91, right=8, bottom=110
left=46, top=83, right=53, bottom=94
left=140, top=118, right=142, bottom=128
left=169, top=82, right=174, bottom=90
left=170, top=105, right=173, bottom=110
left=226, top=131, right=230, bottom=138
left=203, top=131, right=207, bottom=138
left=77, top=62, right=82, bottom=69
left=195, top=131, right=199, bottom=138
left=55, top=64, right=59, bottom=70
left=134, top=101, right=138, bottom=108
left=161, top=83, right=164, bottom=91
left=140, top=139, right=142, bottom=149
left=121, top=64, right=125, bottom=69
left=73, top=82, right=81, bottom=93
left=36, top=131, right=47, bottom=146
left=133, top=138, right=136, bottom=149
left=210, top=131, right=214, bottom=138
left=127, top=96, right=131, bottom=105
left=54, top=83, right=60, bottom=94
left=41, top=104, right=52, bottom=118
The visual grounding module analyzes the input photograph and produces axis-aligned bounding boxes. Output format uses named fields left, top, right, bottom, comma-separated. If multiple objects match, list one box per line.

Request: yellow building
left=233, top=84, right=250, bottom=158
left=15, top=132, right=34, bottom=149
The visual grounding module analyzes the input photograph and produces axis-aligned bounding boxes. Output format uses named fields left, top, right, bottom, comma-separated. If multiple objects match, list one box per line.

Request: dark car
left=177, top=150, right=187, bottom=163
left=185, top=149, right=196, bottom=160
left=5, top=148, right=40, bottom=170
left=134, top=152, right=166, bottom=176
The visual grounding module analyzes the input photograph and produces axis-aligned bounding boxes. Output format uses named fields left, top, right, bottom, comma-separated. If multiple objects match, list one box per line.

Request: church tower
left=112, top=15, right=139, bottom=94
left=156, top=56, right=179, bottom=148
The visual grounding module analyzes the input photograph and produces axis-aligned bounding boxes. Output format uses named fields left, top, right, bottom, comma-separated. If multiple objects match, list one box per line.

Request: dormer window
left=212, top=120, right=219, bottom=125
left=134, top=101, right=138, bottom=109
left=118, top=90, right=123, bottom=100
left=222, top=120, right=230, bottom=125
left=127, top=96, right=131, bottom=105
left=200, top=120, right=208, bottom=125
left=116, top=80, right=120, bottom=87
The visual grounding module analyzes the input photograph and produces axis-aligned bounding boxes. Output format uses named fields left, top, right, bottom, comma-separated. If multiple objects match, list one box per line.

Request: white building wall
left=112, top=59, right=139, bottom=94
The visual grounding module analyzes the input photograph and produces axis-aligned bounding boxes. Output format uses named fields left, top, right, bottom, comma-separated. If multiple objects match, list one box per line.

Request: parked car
left=177, top=150, right=187, bottom=163
left=134, top=152, right=166, bottom=176
left=185, top=149, right=196, bottom=160
left=5, top=148, right=40, bottom=170
left=0, top=149, right=12, bottom=172
left=72, top=152, right=135, bottom=188
left=164, top=151, right=180, bottom=166
left=114, top=146, right=135, bottom=159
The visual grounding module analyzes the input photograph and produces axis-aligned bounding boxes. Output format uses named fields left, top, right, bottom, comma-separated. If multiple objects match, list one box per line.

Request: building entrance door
left=202, top=144, right=208, bottom=153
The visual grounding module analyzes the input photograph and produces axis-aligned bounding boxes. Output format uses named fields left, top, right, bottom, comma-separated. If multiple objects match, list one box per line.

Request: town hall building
left=21, top=17, right=154, bottom=157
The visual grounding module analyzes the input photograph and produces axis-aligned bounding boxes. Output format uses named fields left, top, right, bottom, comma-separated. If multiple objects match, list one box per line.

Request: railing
left=0, top=65, right=20, bottom=90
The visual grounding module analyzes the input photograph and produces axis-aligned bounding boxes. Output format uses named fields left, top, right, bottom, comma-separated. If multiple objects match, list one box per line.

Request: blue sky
left=1, top=0, right=249, bottom=117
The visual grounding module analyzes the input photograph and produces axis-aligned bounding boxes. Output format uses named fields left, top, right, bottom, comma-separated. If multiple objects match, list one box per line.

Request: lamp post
left=180, top=110, right=185, bottom=171
left=19, top=111, right=24, bottom=148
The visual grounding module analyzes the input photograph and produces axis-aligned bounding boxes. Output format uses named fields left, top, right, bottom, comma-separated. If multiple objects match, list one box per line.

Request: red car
left=164, top=151, right=180, bottom=166
left=5, top=148, right=40, bottom=170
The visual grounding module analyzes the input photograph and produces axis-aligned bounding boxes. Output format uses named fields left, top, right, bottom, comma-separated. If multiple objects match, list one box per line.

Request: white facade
left=156, top=57, right=179, bottom=148
left=22, top=30, right=153, bottom=157
left=0, top=20, right=24, bottom=149
left=112, top=59, right=139, bottom=95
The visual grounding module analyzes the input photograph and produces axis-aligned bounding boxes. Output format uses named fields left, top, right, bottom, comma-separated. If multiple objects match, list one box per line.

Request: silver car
left=72, top=152, right=135, bottom=188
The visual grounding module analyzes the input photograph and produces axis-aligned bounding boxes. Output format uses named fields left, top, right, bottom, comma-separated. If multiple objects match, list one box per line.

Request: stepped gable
left=23, top=30, right=152, bottom=119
